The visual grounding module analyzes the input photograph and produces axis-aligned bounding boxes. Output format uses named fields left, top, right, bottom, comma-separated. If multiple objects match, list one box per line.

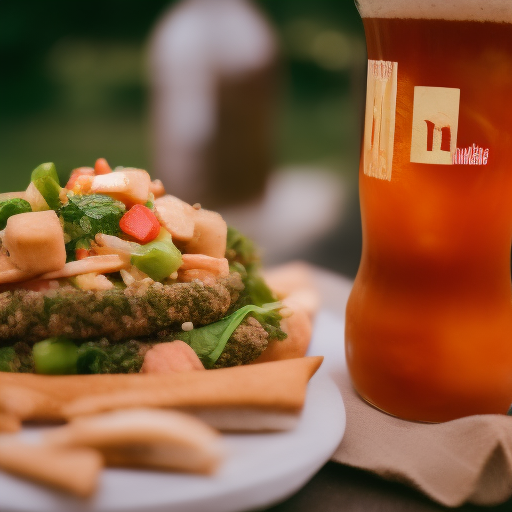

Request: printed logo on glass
left=410, top=86, right=460, bottom=165
left=363, top=60, right=398, bottom=181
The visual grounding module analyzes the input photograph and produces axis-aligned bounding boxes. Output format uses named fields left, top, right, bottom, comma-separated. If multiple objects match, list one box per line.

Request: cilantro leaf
left=60, top=194, right=125, bottom=260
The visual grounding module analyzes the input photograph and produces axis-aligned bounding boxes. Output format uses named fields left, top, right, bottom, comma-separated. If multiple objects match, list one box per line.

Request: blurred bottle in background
left=149, top=0, right=278, bottom=210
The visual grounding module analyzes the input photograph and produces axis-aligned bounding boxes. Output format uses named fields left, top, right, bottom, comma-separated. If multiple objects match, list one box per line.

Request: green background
left=0, top=0, right=366, bottom=192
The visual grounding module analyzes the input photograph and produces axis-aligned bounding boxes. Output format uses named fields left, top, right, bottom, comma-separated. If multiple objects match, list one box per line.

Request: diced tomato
left=94, top=158, right=112, bottom=175
left=66, top=167, right=94, bottom=190
left=119, top=204, right=161, bottom=244
left=75, top=248, right=91, bottom=260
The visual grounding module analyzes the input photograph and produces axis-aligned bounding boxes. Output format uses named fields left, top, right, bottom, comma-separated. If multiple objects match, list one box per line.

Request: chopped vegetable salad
left=0, top=159, right=285, bottom=375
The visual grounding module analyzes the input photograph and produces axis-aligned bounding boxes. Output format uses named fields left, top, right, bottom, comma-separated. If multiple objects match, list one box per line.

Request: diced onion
left=95, top=234, right=138, bottom=254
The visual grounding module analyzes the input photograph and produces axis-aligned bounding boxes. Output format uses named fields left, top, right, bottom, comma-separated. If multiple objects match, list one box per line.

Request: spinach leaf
left=177, top=303, right=282, bottom=368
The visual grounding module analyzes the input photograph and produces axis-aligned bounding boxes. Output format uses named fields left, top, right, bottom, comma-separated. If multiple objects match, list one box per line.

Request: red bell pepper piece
left=119, top=204, right=161, bottom=244
left=94, top=158, right=112, bottom=175
left=66, top=167, right=94, bottom=190
left=75, top=248, right=91, bottom=260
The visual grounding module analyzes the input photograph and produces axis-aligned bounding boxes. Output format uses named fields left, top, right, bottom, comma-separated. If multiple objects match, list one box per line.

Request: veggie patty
left=0, top=273, right=242, bottom=343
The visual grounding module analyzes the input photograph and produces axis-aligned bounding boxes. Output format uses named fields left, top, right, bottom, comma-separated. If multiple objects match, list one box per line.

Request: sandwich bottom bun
left=252, top=302, right=312, bottom=364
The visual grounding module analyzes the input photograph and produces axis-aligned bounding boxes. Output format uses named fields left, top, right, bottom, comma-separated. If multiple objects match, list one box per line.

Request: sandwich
left=0, top=159, right=291, bottom=375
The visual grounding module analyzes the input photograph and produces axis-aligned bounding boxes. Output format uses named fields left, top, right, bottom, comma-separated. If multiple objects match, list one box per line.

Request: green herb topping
left=60, top=193, right=125, bottom=260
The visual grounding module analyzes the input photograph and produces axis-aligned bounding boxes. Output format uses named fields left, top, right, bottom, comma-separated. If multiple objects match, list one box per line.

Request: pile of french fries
left=0, top=356, right=323, bottom=497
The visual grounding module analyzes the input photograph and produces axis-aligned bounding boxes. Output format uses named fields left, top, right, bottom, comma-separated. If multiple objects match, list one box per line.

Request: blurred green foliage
left=0, top=0, right=365, bottom=192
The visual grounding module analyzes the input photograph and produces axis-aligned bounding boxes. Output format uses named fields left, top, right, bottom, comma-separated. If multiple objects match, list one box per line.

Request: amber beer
left=346, top=2, right=512, bottom=422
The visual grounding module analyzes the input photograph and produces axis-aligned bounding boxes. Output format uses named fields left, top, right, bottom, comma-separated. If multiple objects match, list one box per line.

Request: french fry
left=0, top=440, right=103, bottom=498
left=252, top=304, right=313, bottom=364
left=63, top=356, right=323, bottom=419
left=0, top=385, right=61, bottom=422
left=45, top=408, right=224, bottom=475
left=262, top=261, right=321, bottom=319
left=0, top=356, right=323, bottom=423
left=0, top=412, right=21, bottom=433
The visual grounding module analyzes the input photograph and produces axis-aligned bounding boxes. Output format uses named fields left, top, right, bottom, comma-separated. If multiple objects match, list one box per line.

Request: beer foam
left=356, top=0, right=512, bottom=23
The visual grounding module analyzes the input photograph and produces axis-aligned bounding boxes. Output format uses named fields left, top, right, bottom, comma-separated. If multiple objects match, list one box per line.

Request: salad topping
left=0, top=159, right=286, bottom=375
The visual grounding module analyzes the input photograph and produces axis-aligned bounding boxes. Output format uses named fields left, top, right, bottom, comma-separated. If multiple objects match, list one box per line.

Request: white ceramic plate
left=0, top=311, right=347, bottom=512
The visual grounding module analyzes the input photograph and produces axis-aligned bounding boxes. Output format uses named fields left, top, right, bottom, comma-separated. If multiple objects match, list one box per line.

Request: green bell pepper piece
left=131, top=239, right=182, bottom=282
left=31, top=162, right=62, bottom=210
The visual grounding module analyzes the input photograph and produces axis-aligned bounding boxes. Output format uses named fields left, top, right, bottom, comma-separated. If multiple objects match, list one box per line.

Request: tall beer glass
left=346, top=0, right=512, bottom=422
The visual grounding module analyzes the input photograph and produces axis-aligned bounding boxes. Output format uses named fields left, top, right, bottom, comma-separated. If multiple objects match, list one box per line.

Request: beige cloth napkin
left=331, top=370, right=512, bottom=507
left=306, top=264, right=512, bottom=508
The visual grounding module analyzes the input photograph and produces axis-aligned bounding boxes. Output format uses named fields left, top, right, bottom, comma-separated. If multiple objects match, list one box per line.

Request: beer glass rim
left=354, top=0, right=512, bottom=23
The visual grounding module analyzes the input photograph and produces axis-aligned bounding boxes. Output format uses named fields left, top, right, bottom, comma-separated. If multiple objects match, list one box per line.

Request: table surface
left=258, top=264, right=512, bottom=512
left=265, top=462, right=512, bottom=512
